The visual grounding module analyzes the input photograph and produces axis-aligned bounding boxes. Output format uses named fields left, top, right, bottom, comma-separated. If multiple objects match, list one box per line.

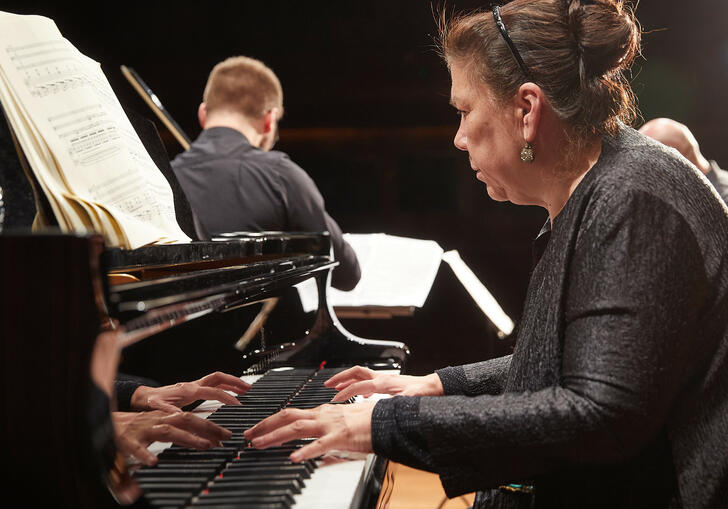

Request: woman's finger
left=147, top=399, right=184, bottom=414
left=290, top=433, right=338, bottom=462
left=164, top=412, right=232, bottom=443
left=199, top=372, right=251, bottom=394
left=193, top=386, right=241, bottom=406
left=330, top=380, right=377, bottom=402
left=244, top=407, right=312, bottom=441
left=324, top=366, right=373, bottom=388
left=215, top=383, right=251, bottom=394
left=146, top=423, right=215, bottom=450
left=127, top=439, right=159, bottom=466
left=250, top=418, right=323, bottom=449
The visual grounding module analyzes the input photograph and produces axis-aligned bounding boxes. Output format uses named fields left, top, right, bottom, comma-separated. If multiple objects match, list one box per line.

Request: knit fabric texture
left=372, top=127, right=728, bottom=509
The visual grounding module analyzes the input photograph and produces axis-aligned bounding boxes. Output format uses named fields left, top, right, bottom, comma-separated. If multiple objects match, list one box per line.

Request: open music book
left=0, top=12, right=189, bottom=248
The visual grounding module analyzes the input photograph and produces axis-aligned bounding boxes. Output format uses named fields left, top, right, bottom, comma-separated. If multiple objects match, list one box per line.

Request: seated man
left=171, top=56, right=360, bottom=290
left=639, top=117, right=728, bottom=204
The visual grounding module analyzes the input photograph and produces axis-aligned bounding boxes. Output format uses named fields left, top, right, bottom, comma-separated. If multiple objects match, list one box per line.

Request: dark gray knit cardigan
left=372, top=127, right=728, bottom=509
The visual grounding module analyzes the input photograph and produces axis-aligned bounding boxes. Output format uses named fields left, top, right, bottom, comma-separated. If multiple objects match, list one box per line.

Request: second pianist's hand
left=129, top=371, right=252, bottom=413
left=113, top=410, right=232, bottom=466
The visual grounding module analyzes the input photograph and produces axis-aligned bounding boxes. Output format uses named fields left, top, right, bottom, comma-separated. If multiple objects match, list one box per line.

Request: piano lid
left=101, top=231, right=337, bottom=347
left=104, top=231, right=332, bottom=275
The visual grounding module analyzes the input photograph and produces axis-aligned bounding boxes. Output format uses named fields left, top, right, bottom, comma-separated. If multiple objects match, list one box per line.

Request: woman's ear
left=517, top=83, right=543, bottom=143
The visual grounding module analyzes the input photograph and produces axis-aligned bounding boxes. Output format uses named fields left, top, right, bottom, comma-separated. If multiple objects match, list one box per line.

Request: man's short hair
left=203, top=56, right=284, bottom=119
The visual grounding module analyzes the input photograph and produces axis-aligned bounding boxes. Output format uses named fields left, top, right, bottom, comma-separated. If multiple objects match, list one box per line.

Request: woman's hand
left=113, top=410, right=232, bottom=466
left=243, top=401, right=376, bottom=462
left=325, top=366, right=444, bottom=402
left=130, top=371, right=251, bottom=413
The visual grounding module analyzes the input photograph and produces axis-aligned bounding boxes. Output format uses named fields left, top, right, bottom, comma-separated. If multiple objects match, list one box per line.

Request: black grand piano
left=0, top=108, right=409, bottom=508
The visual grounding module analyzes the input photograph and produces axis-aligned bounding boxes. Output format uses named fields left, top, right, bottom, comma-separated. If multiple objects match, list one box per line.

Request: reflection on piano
left=0, top=101, right=409, bottom=507
left=103, top=230, right=408, bottom=508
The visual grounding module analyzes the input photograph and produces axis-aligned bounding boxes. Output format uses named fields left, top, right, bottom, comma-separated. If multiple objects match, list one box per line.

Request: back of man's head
left=203, top=56, right=284, bottom=120
left=639, top=117, right=710, bottom=174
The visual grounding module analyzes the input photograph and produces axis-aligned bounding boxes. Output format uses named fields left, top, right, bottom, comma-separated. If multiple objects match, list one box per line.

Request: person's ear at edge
left=198, top=102, right=207, bottom=129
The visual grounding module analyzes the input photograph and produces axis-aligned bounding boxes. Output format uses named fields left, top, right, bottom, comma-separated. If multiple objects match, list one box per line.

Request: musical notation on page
left=0, top=12, right=190, bottom=247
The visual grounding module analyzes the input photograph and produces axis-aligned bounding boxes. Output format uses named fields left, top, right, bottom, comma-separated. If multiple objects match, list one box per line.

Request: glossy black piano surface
left=0, top=231, right=406, bottom=509
left=0, top=104, right=407, bottom=508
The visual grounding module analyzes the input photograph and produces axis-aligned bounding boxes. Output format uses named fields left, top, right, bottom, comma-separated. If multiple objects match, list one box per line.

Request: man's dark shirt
left=171, top=127, right=360, bottom=290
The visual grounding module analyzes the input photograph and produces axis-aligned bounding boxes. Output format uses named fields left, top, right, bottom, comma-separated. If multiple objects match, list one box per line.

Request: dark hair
left=438, top=0, right=641, bottom=139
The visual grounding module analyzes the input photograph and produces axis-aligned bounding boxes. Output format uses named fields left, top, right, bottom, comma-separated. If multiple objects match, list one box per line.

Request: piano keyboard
left=136, top=367, right=392, bottom=509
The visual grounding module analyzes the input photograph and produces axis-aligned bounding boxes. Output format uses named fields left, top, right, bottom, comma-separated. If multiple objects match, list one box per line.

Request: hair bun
left=567, top=0, right=640, bottom=79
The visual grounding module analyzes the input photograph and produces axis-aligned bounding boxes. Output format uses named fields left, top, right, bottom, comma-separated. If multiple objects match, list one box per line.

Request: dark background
left=3, top=1, right=726, bottom=372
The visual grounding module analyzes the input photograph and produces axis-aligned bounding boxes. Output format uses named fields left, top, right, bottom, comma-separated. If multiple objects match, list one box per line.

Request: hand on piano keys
left=327, top=365, right=445, bottom=401
left=130, top=371, right=252, bottom=413
left=113, top=410, right=233, bottom=466
left=133, top=367, right=397, bottom=508
left=243, top=365, right=438, bottom=463
left=245, top=400, right=377, bottom=462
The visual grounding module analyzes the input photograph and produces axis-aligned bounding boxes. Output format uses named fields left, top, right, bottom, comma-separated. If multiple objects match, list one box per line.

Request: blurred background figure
left=640, top=117, right=728, bottom=203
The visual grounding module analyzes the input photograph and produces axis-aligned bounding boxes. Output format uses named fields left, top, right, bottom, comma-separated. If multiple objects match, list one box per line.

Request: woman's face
left=450, top=60, right=537, bottom=204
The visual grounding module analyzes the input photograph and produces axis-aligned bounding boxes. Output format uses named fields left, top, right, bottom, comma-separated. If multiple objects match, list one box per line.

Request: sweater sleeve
left=370, top=191, right=709, bottom=497
left=436, top=355, right=512, bottom=396
left=114, top=373, right=160, bottom=412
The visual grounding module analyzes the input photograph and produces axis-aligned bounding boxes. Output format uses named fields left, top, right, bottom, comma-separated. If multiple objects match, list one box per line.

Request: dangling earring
left=520, top=142, right=535, bottom=163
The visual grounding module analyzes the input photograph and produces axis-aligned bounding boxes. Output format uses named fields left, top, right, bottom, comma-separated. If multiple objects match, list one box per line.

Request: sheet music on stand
left=296, top=233, right=515, bottom=337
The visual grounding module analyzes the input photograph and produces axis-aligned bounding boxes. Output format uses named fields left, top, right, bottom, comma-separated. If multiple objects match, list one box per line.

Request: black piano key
left=223, top=464, right=311, bottom=478
left=143, top=498, right=190, bottom=508
left=220, top=440, right=245, bottom=448
left=136, top=481, right=205, bottom=492
left=157, top=449, right=237, bottom=461
left=149, top=458, right=228, bottom=465
left=213, top=472, right=304, bottom=484
left=134, top=476, right=209, bottom=484
left=193, top=489, right=295, bottom=502
left=192, top=503, right=290, bottom=509
left=228, top=458, right=316, bottom=473
left=237, top=449, right=298, bottom=457
left=141, top=491, right=196, bottom=502
left=212, top=479, right=306, bottom=496
left=206, top=479, right=302, bottom=494
left=134, top=468, right=219, bottom=477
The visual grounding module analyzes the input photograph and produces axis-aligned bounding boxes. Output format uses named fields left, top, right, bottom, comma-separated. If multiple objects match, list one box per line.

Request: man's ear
left=198, top=103, right=207, bottom=129
left=263, top=108, right=279, bottom=133
left=516, top=83, right=542, bottom=143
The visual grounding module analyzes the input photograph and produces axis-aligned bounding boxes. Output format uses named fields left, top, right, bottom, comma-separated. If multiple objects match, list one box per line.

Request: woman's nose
left=454, top=129, right=467, bottom=151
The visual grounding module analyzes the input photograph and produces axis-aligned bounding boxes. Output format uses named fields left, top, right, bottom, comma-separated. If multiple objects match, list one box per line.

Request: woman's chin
left=486, top=186, right=509, bottom=202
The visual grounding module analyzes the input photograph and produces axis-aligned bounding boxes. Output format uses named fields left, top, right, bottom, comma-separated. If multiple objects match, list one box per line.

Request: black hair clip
left=492, top=5, right=533, bottom=81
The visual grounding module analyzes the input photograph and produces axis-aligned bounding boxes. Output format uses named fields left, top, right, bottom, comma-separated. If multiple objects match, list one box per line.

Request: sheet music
left=0, top=12, right=189, bottom=248
left=296, top=233, right=444, bottom=312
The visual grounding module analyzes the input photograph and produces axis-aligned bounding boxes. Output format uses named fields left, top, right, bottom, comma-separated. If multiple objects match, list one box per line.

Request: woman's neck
left=543, top=137, right=603, bottom=222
